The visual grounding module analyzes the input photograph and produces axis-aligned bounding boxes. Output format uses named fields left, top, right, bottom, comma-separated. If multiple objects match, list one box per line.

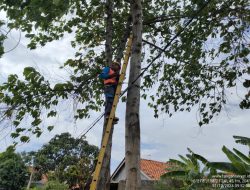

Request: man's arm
left=99, top=67, right=110, bottom=79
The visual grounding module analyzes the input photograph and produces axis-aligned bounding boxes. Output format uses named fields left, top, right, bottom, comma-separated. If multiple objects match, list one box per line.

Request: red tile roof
left=140, top=159, right=170, bottom=180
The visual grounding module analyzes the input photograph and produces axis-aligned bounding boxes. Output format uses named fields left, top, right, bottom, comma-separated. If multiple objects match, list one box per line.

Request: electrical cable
left=77, top=112, right=105, bottom=139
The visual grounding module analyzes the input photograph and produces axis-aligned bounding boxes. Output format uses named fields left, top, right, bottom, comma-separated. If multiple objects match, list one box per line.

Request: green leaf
left=11, top=132, right=20, bottom=138
left=15, top=127, right=25, bottom=133
left=208, top=162, right=238, bottom=173
left=20, top=136, right=30, bottom=142
left=222, top=146, right=247, bottom=173
left=168, top=159, right=186, bottom=168
left=0, top=92, right=4, bottom=99
left=31, top=118, right=42, bottom=126
left=23, top=67, right=36, bottom=78
left=47, top=110, right=57, bottom=117
left=53, top=0, right=61, bottom=6
left=192, top=153, right=208, bottom=165
left=243, top=80, right=250, bottom=88
left=233, top=135, right=250, bottom=146
left=222, top=146, right=243, bottom=163
left=13, top=120, right=20, bottom=127
left=47, top=126, right=54, bottom=131
left=233, top=148, right=250, bottom=165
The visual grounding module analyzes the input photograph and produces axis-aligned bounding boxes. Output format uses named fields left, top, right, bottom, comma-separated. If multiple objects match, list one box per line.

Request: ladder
left=90, top=35, right=133, bottom=190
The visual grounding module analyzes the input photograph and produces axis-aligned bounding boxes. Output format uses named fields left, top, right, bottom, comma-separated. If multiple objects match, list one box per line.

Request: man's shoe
left=105, top=116, right=119, bottom=123
left=113, top=117, right=119, bottom=122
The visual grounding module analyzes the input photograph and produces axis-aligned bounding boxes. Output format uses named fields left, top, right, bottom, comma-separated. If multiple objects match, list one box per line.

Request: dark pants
left=104, top=85, right=117, bottom=117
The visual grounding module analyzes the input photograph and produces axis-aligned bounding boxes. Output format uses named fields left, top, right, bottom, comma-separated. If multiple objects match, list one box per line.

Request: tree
left=29, top=132, right=98, bottom=188
left=0, top=147, right=28, bottom=190
left=125, top=0, right=142, bottom=189
left=163, top=137, right=250, bottom=189
left=208, top=146, right=250, bottom=175
left=1, top=0, right=250, bottom=189
left=161, top=148, right=215, bottom=189
left=30, top=180, right=69, bottom=190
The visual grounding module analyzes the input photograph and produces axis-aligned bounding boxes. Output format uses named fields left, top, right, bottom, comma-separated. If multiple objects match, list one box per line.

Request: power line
left=78, top=112, right=105, bottom=139
left=77, top=0, right=213, bottom=138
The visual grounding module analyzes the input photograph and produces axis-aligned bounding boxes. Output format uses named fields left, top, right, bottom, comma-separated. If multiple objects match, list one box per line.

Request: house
left=110, top=158, right=173, bottom=190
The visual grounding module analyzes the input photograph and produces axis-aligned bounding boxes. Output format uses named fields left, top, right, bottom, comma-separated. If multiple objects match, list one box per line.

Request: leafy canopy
left=26, top=132, right=98, bottom=186
left=0, top=147, right=29, bottom=190
left=0, top=0, right=249, bottom=141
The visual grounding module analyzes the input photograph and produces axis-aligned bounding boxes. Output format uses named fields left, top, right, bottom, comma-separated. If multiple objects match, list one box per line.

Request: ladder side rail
left=90, top=35, right=132, bottom=190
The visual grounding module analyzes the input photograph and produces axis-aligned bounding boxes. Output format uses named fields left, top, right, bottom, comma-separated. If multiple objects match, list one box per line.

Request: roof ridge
left=140, top=158, right=166, bottom=164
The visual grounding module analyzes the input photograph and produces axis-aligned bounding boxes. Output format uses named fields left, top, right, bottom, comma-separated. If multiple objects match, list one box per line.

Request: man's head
left=111, top=61, right=120, bottom=71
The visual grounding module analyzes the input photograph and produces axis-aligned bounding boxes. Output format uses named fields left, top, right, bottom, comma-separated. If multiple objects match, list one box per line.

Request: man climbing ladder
left=99, top=61, right=121, bottom=124
left=89, top=35, right=133, bottom=190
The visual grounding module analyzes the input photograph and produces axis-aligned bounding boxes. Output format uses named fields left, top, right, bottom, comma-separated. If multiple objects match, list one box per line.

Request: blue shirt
left=99, top=67, right=110, bottom=79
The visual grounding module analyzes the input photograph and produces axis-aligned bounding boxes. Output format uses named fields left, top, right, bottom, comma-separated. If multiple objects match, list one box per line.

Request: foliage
left=0, top=147, right=29, bottom=190
left=208, top=145, right=250, bottom=175
left=0, top=20, right=6, bottom=58
left=161, top=136, right=250, bottom=189
left=233, top=135, right=250, bottom=147
left=146, top=0, right=250, bottom=125
left=0, top=0, right=249, bottom=141
left=233, top=135, right=250, bottom=156
left=155, top=178, right=184, bottom=190
left=28, top=132, right=98, bottom=187
left=161, top=148, right=215, bottom=189
left=30, top=180, right=69, bottom=190
left=193, top=135, right=250, bottom=175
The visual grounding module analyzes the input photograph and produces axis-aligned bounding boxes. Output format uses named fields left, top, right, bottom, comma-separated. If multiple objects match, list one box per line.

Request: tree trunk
left=105, top=0, right=113, bottom=66
left=125, top=0, right=142, bottom=190
left=96, top=124, right=113, bottom=190
left=96, top=2, right=137, bottom=190
left=115, top=16, right=132, bottom=62
left=96, top=0, right=113, bottom=189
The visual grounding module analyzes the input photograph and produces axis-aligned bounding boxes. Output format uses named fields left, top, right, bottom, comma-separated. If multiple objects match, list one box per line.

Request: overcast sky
left=0, top=21, right=250, bottom=173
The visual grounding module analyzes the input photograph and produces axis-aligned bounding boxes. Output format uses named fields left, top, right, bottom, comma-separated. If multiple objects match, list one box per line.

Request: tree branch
left=143, top=6, right=248, bottom=25
left=115, top=15, right=132, bottom=62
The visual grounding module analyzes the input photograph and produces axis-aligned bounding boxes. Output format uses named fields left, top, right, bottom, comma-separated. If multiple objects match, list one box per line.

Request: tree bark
left=96, top=124, right=113, bottom=190
left=96, top=0, right=113, bottom=189
left=105, top=0, right=113, bottom=66
left=125, top=0, right=142, bottom=189
left=96, top=2, right=138, bottom=189
left=115, top=16, right=132, bottom=62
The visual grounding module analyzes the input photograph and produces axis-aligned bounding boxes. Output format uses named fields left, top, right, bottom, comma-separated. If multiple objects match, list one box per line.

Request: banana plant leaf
left=168, top=159, right=187, bottom=168
left=233, top=136, right=250, bottom=146
left=222, top=146, right=248, bottom=173
left=186, top=154, right=200, bottom=172
left=208, top=162, right=240, bottom=174
left=179, top=154, right=193, bottom=168
left=192, top=153, right=209, bottom=165
left=233, top=148, right=250, bottom=165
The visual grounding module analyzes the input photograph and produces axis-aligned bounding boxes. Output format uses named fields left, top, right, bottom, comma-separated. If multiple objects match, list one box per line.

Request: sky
left=0, top=16, right=250, bottom=173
